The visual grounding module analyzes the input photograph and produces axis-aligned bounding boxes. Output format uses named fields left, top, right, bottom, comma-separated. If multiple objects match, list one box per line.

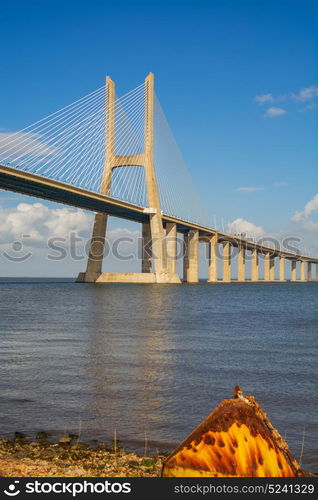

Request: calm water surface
left=0, top=281, right=317, bottom=471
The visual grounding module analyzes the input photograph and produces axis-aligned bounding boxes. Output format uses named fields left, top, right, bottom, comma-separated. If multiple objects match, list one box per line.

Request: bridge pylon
left=77, top=73, right=180, bottom=284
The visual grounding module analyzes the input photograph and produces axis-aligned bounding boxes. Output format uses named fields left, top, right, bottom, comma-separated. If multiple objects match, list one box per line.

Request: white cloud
left=254, top=85, right=318, bottom=116
left=0, top=132, right=54, bottom=161
left=291, top=194, right=318, bottom=222
left=227, top=218, right=265, bottom=238
left=44, top=207, right=92, bottom=239
left=0, top=202, right=92, bottom=243
left=290, top=194, right=318, bottom=256
left=298, top=102, right=318, bottom=112
left=255, top=93, right=274, bottom=103
left=265, top=107, right=286, bottom=117
left=273, top=181, right=288, bottom=187
left=301, top=220, right=318, bottom=232
left=235, top=187, right=264, bottom=192
left=107, top=227, right=140, bottom=240
left=291, top=85, right=318, bottom=101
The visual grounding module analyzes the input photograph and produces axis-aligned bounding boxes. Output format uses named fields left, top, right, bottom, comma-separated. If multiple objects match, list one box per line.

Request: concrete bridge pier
left=165, top=222, right=180, bottom=282
left=307, top=262, right=312, bottom=281
left=279, top=256, right=286, bottom=282
left=140, top=218, right=181, bottom=283
left=269, top=255, right=275, bottom=281
left=222, top=241, right=231, bottom=282
left=208, top=233, right=218, bottom=282
left=264, top=252, right=270, bottom=281
left=300, top=260, right=306, bottom=281
left=77, top=212, right=108, bottom=282
left=142, top=221, right=152, bottom=273
left=237, top=244, right=245, bottom=282
left=251, top=249, right=259, bottom=281
left=183, top=230, right=199, bottom=283
left=291, top=260, right=297, bottom=281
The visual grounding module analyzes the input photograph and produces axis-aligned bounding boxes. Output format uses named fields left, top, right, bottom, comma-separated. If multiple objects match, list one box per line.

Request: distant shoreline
left=1, top=277, right=317, bottom=283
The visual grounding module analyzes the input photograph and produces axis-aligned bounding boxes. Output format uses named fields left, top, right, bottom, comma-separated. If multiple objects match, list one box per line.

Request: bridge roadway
left=0, top=163, right=317, bottom=264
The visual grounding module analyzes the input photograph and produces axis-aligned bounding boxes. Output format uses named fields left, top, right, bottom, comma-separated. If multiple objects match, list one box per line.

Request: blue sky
left=0, top=0, right=317, bottom=276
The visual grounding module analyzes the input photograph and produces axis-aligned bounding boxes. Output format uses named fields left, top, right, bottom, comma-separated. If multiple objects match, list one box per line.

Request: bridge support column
left=183, top=230, right=199, bottom=283
left=237, top=245, right=245, bottom=281
left=269, top=255, right=275, bottom=281
left=222, top=241, right=231, bottom=282
left=279, top=256, right=286, bottom=282
left=166, top=223, right=180, bottom=282
left=316, top=264, right=318, bottom=281
left=251, top=249, right=259, bottom=281
left=77, top=75, right=114, bottom=284
left=77, top=73, right=180, bottom=284
left=143, top=74, right=167, bottom=281
left=77, top=213, right=108, bottom=282
left=300, top=260, right=306, bottom=281
left=307, top=262, right=312, bottom=281
left=142, top=221, right=152, bottom=272
left=264, top=253, right=270, bottom=281
left=183, top=233, right=188, bottom=282
left=208, top=233, right=218, bottom=282
left=291, top=260, right=297, bottom=281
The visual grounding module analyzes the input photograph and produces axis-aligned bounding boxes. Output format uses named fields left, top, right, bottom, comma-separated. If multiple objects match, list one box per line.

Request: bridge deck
left=0, top=164, right=316, bottom=263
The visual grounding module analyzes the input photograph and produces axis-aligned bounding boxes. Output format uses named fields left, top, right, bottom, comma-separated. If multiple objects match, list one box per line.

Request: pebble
left=59, top=437, right=72, bottom=444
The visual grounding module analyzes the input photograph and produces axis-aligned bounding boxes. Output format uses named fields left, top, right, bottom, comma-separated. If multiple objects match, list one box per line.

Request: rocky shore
left=0, top=433, right=163, bottom=477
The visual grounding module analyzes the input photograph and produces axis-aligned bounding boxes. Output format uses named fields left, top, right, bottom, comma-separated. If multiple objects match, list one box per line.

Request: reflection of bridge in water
left=0, top=74, right=317, bottom=283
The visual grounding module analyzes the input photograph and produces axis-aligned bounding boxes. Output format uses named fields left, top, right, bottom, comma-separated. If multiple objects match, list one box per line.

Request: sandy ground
left=0, top=437, right=163, bottom=477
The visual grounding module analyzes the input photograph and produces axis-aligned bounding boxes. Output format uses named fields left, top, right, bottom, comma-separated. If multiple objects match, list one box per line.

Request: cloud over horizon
left=273, top=181, right=288, bottom=187
left=290, top=194, right=318, bottom=254
left=0, top=201, right=142, bottom=246
left=227, top=218, right=265, bottom=238
left=265, top=107, right=286, bottom=117
left=0, top=202, right=92, bottom=244
left=235, top=186, right=264, bottom=192
left=255, top=85, right=318, bottom=116
left=255, top=93, right=274, bottom=103
left=291, top=193, right=318, bottom=222
left=291, top=85, right=318, bottom=101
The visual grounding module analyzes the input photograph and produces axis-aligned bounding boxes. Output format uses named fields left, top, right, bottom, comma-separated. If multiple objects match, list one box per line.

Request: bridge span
left=0, top=73, right=317, bottom=283
left=1, top=162, right=317, bottom=284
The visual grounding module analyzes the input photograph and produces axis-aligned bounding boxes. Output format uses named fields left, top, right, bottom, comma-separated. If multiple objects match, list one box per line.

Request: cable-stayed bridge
left=0, top=73, right=317, bottom=283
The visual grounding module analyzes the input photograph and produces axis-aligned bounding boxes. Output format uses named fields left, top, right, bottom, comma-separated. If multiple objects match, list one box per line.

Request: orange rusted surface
left=162, top=387, right=304, bottom=477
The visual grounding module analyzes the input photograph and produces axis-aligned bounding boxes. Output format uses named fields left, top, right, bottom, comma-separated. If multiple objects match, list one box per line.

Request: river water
left=0, top=280, right=317, bottom=472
